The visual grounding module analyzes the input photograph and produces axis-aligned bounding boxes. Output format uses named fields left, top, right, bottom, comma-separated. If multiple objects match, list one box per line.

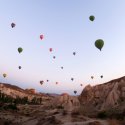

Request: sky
left=0, top=0, right=125, bottom=95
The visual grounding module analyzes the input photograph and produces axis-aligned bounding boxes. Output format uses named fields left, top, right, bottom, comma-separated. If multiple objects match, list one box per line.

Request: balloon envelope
left=61, top=67, right=63, bottom=69
left=11, top=23, right=16, bottom=28
left=89, top=15, right=95, bottom=21
left=18, top=66, right=21, bottom=69
left=40, top=35, right=44, bottom=40
left=95, top=39, right=104, bottom=51
left=53, top=56, right=56, bottom=59
left=3, top=73, right=7, bottom=78
left=73, top=52, right=76, bottom=55
left=74, top=91, right=77, bottom=94
left=91, top=76, right=94, bottom=79
left=18, top=47, right=23, bottom=53
left=49, top=48, right=52, bottom=52
left=100, top=75, right=103, bottom=78
left=40, top=81, right=44, bottom=85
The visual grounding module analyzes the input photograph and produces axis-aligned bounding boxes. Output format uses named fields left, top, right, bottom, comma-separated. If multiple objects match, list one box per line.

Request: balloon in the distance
left=100, top=75, right=103, bottom=78
left=40, top=35, right=44, bottom=40
left=3, top=73, right=7, bottom=78
left=18, top=66, right=21, bottom=69
left=53, top=56, right=56, bottom=59
left=61, top=67, right=63, bottom=69
left=40, top=81, right=44, bottom=85
left=89, top=15, right=95, bottom=21
left=49, top=48, right=53, bottom=52
left=91, top=76, right=94, bottom=79
left=95, top=39, right=104, bottom=51
left=73, top=52, right=76, bottom=56
left=18, top=47, right=23, bottom=53
left=74, top=90, right=77, bottom=94
left=11, top=23, right=16, bottom=28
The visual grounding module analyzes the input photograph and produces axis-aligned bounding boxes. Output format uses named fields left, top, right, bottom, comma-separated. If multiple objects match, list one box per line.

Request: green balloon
left=18, top=47, right=23, bottom=53
left=95, top=39, right=104, bottom=51
left=89, top=15, right=95, bottom=21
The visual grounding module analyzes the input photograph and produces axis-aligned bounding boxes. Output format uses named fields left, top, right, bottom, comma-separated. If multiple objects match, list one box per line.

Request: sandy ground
left=0, top=104, right=110, bottom=125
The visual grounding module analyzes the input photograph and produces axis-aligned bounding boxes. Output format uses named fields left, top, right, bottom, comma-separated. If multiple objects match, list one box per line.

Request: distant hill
left=0, top=82, right=50, bottom=101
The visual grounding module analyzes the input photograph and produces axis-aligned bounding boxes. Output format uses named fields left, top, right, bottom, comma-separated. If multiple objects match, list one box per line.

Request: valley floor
left=0, top=104, right=110, bottom=125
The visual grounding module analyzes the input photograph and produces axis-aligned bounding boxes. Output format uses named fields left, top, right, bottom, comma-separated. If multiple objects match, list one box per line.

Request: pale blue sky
left=0, top=0, right=125, bottom=95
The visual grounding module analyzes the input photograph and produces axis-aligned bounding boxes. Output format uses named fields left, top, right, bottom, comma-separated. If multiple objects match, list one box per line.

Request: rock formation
left=53, top=93, right=80, bottom=111
left=0, top=82, right=50, bottom=101
left=79, top=76, right=125, bottom=111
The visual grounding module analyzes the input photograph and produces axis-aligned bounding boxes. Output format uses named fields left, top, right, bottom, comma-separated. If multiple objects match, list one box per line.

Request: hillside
left=79, top=76, right=125, bottom=118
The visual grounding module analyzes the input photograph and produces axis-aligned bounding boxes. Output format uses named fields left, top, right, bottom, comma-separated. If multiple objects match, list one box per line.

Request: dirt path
left=62, top=119, right=109, bottom=125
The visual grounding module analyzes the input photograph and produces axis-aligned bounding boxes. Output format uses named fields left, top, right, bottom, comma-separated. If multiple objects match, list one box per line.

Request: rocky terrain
left=0, top=76, right=125, bottom=125
left=79, top=76, right=125, bottom=118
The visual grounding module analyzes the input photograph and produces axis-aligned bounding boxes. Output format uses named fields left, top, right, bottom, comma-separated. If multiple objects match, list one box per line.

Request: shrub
left=4, top=104, right=18, bottom=111
left=57, top=105, right=64, bottom=109
left=71, top=110, right=80, bottom=117
left=97, top=111, right=107, bottom=119
left=62, top=110, right=68, bottom=116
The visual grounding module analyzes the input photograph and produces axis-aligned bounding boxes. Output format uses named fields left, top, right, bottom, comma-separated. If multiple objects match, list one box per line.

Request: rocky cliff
left=79, top=76, right=125, bottom=111
left=0, top=82, right=50, bottom=101
left=52, top=93, right=80, bottom=111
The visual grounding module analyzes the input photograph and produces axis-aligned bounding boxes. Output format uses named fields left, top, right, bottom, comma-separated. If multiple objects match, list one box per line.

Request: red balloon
left=40, top=35, right=44, bottom=40
left=49, top=48, right=53, bottom=52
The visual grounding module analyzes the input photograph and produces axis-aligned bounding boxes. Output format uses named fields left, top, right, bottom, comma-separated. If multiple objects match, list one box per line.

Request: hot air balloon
left=40, top=35, right=44, bottom=40
left=11, top=23, right=16, bottom=28
left=95, top=39, right=104, bottom=51
left=74, top=90, right=77, bottom=94
left=49, top=48, right=53, bottom=52
left=53, top=56, right=56, bottom=59
left=3, top=73, right=7, bottom=78
left=100, top=75, right=103, bottom=78
left=18, top=47, right=23, bottom=53
left=56, top=82, right=58, bottom=84
left=89, top=15, right=95, bottom=21
left=40, top=81, right=44, bottom=85
left=91, top=76, right=94, bottom=79
left=18, top=66, right=21, bottom=69
left=47, top=80, right=49, bottom=82
left=80, top=84, right=83, bottom=86
left=73, top=52, right=76, bottom=56
left=71, top=78, right=74, bottom=81
left=61, top=67, right=63, bottom=69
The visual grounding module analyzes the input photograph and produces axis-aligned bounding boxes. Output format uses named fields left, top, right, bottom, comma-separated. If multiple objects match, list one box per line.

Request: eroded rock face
left=53, top=93, right=80, bottom=111
left=79, top=76, right=125, bottom=110
left=0, top=83, right=50, bottom=101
